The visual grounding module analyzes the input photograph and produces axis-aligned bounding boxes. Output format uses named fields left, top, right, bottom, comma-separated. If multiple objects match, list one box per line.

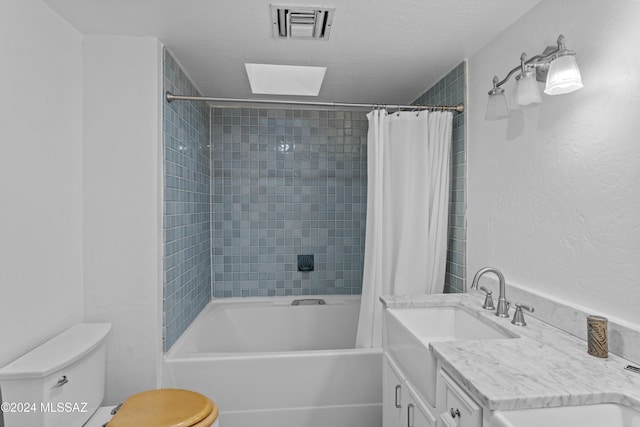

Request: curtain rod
left=165, top=92, right=464, bottom=114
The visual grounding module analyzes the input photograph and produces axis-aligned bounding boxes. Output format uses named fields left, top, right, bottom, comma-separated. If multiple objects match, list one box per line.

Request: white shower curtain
left=356, top=109, right=453, bottom=348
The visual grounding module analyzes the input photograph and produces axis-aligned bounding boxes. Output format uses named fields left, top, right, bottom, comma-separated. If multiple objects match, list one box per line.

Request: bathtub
left=163, top=296, right=382, bottom=427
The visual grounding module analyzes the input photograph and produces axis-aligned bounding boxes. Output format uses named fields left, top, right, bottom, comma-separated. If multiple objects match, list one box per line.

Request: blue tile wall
left=210, top=107, right=368, bottom=297
left=162, top=49, right=211, bottom=351
left=162, top=56, right=465, bottom=346
left=413, top=61, right=467, bottom=293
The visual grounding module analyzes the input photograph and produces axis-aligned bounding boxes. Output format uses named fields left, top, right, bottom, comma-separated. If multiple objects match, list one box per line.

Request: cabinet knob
left=450, top=407, right=461, bottom=418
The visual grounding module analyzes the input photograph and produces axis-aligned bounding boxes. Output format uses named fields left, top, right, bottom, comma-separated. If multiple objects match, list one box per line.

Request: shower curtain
left=356, top=109, right=453, bottom=348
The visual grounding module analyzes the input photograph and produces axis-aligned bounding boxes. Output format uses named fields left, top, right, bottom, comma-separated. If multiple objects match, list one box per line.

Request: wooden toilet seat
left=108, top=388, right=219, bottom=427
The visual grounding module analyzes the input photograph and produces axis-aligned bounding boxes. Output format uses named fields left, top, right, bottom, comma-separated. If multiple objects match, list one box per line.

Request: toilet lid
left=107, top=388, right=217, bottom=427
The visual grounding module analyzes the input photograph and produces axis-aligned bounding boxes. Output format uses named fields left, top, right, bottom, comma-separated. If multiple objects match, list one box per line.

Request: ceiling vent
left=271, top=5, right=335, bottom=40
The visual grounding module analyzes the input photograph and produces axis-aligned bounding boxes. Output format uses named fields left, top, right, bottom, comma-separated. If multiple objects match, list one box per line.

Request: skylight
left=245, top=63, right=327, bottom=96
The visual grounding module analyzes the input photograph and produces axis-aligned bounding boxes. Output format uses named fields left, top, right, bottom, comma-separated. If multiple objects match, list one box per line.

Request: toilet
left=0, top=323, right=219, bottom=427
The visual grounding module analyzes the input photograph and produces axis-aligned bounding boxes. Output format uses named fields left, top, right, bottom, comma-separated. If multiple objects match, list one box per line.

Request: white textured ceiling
left=43, top=0, right=542, bottom=104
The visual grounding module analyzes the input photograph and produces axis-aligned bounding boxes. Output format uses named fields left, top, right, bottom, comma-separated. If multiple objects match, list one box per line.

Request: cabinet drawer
left=438, top=370, right=482, bottom=427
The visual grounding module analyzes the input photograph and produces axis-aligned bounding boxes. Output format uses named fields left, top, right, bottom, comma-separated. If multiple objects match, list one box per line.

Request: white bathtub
left=163, top=296, right=382, bottom=427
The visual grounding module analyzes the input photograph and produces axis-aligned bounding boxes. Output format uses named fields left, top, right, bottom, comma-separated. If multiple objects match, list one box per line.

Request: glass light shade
left=544, top=55, right=583, bottom=95
left=515, top=71, right=542, bottom=106
left=485, top=90, right=509, bottom=120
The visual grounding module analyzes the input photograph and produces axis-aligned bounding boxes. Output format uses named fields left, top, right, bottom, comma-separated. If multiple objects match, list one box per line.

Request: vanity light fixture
left=485, top=77, right=509, bottom=120
left=485, top=34, right=583, bottom=120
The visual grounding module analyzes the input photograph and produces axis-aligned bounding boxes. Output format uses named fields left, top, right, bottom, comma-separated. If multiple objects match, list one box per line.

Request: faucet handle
left=479, top=286, right=495, bottom=310
left=511, top=303, right=535, bottom=326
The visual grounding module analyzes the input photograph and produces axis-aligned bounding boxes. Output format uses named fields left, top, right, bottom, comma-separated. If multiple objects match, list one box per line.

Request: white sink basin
left=492, top=403, right=640, bottom=427
left=384, top=305, right=517, bottom=407
left=389, top=305, right=516, bottom=341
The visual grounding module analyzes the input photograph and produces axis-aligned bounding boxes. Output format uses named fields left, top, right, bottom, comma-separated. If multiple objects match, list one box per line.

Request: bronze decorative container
left=587, top=315, right=608, bottom=358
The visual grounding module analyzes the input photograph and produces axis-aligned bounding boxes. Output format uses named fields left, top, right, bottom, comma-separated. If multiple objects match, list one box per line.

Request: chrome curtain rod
left=165, top=92, right=464, bottom=114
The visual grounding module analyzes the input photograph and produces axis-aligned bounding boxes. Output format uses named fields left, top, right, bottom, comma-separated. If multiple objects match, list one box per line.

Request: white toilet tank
left=0, top=323, right=111, bottom=427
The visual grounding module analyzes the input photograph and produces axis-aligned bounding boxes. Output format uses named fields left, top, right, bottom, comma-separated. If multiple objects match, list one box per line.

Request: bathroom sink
left=388, top=305, right=516, bottom=342
left=384, top=305, right=517, bottom=407
left=492, top=403, right=640, bottom=427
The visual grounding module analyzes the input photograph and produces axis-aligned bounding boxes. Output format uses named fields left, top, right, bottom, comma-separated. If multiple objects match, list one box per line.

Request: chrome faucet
left=470, top=267, right=509, bottom=318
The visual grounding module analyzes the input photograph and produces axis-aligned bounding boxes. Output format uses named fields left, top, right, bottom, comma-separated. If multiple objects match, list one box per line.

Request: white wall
left=467, top=0, right=640, bottom=327
left=0, top=0, right=83, bottom=367
left=82, top=35, right=163, bottom=404
left=1, top=1, right=163, bottom=407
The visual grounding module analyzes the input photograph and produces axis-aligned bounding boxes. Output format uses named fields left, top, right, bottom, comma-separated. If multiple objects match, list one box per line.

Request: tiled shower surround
left=162, top=50, right=211, bottom=350
left=160, top=52, right=467, bottom=348
left=413, top=62, right=467, bottom=293
left=211, top=108, right=369, bottom=297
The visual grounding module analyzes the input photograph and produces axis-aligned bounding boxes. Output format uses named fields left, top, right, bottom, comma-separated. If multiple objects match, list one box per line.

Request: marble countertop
left=380, top=293, right=640, bottom=412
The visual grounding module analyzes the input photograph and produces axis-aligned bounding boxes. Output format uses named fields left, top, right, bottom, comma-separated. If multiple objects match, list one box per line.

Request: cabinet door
left=383, top=354, right=405, bottom=427
left=437, top=370, right=482, bottom=427
left=404, top=381, right=436, bottom=427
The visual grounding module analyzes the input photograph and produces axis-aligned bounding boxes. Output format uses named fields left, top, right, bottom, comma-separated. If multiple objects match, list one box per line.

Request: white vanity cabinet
left=436, top=369, right=482, bottom=427
left=383, top=354, right=405, bottom=427
left=382, top=304, right=488, bottom=427
left=384, top=354, right=436, bottom=427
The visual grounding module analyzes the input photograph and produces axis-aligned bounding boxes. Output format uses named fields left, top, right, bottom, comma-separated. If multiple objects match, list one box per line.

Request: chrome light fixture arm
left=488, top=75, right=503, bottom=95
left=492, top=35, right=569, bottom=91
left=492, top=53, right=528, bottom=91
